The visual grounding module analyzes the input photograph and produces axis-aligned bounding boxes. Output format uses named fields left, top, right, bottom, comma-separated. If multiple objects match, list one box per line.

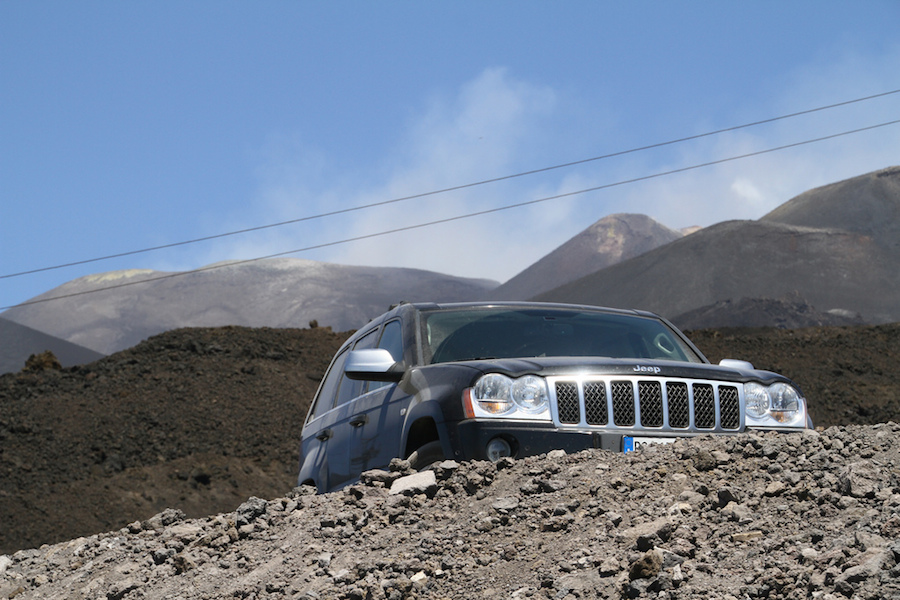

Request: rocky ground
left=1, top=323, right=899, bottom=599
left=2, top=424, right=898, bottom=599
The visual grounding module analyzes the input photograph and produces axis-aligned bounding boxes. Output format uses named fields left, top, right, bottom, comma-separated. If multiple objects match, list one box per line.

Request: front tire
left=407, top=441, right=445, bottom=471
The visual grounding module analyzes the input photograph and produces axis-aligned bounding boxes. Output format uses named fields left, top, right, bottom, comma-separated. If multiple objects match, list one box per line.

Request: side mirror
left=718, top=358, right=755, bottom=371
left=345, top=348, right=405, bottom=382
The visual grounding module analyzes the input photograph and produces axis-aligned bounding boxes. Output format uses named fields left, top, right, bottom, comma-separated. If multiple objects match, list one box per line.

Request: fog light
left=486, top=437, right=512, bottom=462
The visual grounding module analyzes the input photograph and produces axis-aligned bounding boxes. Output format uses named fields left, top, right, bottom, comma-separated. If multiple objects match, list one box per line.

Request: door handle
left=315, top=429, right=333, bottom=441
left=349, top=415, right=368, bottom=427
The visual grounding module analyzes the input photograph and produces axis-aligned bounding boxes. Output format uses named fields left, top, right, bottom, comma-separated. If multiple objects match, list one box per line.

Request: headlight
left=743, top=381, right=806, bottom=428
left=744, top=382, right=769, bottom=418
left=511, top=375, right=550, bottom=413
left=465, top=374, right=550, bottom=420
left=472, top=373, right=514, bottom=414
left=768, top=382, right=801, bottom=423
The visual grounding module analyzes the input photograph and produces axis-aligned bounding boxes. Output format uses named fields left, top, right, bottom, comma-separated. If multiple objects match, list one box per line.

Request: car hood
left=446, top=356, right=791, bottom=385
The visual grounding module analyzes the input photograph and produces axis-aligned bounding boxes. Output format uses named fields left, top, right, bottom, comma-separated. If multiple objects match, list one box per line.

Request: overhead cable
left=4, top=116, right=898, bottom=311
left=2, top=87, right=899, bottom=281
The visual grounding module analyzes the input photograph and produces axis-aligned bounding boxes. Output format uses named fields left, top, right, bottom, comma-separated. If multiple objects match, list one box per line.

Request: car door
left=316, top=328, right=381, bottom=491
left=346, top=319, right=410, bottom=475
left=299, top=347, right=351, bottom=491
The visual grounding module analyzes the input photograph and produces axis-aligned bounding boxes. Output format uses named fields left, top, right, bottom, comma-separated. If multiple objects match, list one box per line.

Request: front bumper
left=449, top=419, right=681, bottom=460
left=447, top=417, right=811, bottom=462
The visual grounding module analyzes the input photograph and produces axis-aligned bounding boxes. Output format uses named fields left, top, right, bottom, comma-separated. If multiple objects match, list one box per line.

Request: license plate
left=623, top=436, right=676, bottom=453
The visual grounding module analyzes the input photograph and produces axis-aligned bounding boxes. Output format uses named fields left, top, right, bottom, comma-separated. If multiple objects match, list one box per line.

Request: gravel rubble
left=3, top=323, right=898, bottom=556
left=3, top=423, right=898, bottom=600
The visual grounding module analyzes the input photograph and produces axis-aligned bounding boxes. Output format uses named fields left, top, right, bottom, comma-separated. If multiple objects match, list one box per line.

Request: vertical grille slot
left=719, top=385, right=739, bottom=429
left=583, top=382, right=608, bottom=425
left=666, top=382, right=689, bottom=428
left=638, top=381, right=663, bottom=427
left=611, top=381, right=635, bottom=426
left=693, top=383, right=715, bottom=429
left=555, top=382, right=580, bottom=424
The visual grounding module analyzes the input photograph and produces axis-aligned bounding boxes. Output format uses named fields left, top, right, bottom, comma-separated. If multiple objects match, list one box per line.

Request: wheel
left=407, top=441, right=446, bottom=471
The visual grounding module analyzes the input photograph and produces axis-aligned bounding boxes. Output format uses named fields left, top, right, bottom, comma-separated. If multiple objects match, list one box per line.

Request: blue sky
left=2, top=1, right=899, bottom=310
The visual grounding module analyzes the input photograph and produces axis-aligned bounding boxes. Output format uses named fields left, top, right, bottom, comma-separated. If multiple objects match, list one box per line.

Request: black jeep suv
left=299, top=301, right=811, bottom=492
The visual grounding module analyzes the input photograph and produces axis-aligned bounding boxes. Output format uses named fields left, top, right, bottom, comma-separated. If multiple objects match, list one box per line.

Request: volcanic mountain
left=537, top=166, right=900, bottom=327
left=2, top=166, right=898, bottom=360
left=0, top=259, right=497, bottom=356
left=488, top=213, right=686, bottom=300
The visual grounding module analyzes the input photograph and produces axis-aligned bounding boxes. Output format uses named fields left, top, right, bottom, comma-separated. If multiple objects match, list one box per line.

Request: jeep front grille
left=550, top=376, right=742, bottom=433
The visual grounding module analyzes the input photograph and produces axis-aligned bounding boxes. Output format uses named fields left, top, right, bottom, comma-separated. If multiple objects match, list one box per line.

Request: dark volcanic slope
left=672, top=297, right=865, bottom=330
left=0, top=316, right=105, bottom=375
left=537, top=218, right=900, bottom=324
left=1, top=323, right=899, bottom=555
left=490, top=214, right=683, bottom=300
left=537, top=166, right=900, bottom=327
left=0, top=325, right=347, bottom=554
left=762, top=164, right=900, bottom=241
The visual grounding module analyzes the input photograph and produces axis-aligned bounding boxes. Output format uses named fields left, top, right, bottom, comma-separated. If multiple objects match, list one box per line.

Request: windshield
left=421, top=306, right=704, bottom=364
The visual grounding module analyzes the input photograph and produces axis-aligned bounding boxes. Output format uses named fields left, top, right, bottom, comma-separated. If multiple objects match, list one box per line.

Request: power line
left=2, top=87, right=899, bottom=281
left=4, top=116, right=898, bottom=311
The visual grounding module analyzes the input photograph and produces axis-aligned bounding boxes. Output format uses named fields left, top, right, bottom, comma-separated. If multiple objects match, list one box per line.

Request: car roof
left=399, top=300, right=659, bottom=319
left=346, top=300, right=665, bottom=341
left=340, top=301, right=665, bottom=346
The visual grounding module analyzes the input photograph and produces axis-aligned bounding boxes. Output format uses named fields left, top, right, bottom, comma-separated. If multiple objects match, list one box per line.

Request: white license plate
left=623, top=436, right=676, bottom=452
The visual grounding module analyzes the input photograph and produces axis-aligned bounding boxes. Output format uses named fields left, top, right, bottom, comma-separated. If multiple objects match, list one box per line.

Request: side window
left=309, top=348, right=349, bottom=421
left=379, top=320, right=403, bottom=361
left=353, top=328, right=379, bottom=351
left=367, top=320, right=403, bottom=393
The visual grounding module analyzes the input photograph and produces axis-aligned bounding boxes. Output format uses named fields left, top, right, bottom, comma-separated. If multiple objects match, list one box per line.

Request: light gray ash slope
left=1, top=258, right=497, bottom=355
left=2, top=424, right=899, bottom=600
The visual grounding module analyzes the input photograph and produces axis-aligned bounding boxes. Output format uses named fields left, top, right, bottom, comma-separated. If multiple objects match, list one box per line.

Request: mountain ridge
left=2, top=166, right=898, bottom=362
left=488, top=213, right=685, bottom=300
left=536, top=166, right=900, bottom=326
left=0, top=258, right=497, bottom=356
